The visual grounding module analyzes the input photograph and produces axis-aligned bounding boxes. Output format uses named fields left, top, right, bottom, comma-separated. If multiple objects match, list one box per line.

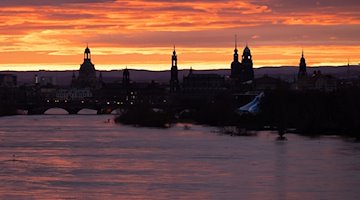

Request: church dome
left=243, top=45, right=251, bottom=54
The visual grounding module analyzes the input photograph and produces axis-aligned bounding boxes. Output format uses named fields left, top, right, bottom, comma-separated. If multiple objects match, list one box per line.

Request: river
left=0, top=114, right=360, bottom=199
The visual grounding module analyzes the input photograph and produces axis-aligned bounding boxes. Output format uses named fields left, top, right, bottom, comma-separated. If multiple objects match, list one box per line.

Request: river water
left=0, top=114, right=360, bottom=199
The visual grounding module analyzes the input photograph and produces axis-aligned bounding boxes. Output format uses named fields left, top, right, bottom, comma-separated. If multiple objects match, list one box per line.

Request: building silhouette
left=241, top=44, right=254, bottom=82
left=72, top=45, right=101, bottom=88
left=182, top=69, right=226, bottom=94
left=230, top=35, right=241, bottom=79
left=298, top=50, right=307, bottom=78
left=230, top=36, right=254, bottom=83
left=170, top=46, right=179, bottom=92
left=123, top=67, right=130, bottom=87
left=0, top=74, right=17, bottom=87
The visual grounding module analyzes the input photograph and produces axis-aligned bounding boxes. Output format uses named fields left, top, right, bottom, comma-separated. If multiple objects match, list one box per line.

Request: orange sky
left=0, top=0, right=359, bottom=71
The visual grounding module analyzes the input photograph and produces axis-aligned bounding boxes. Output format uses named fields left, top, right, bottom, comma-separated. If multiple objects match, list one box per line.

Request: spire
left=235, top=34, right=237, bottom=49
left=234, top=35, right=238, bottom=56
left=302, top=49, right=304, bottom=58
left=173, top=45, right=176, bottom=55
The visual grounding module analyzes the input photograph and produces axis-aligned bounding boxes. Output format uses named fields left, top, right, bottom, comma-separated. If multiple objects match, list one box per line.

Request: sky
left=0, top=0, right=359, bottom=71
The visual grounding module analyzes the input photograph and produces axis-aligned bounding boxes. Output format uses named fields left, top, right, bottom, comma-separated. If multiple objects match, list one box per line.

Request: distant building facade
left=0, top=74, right=17, bottom=87
left=56, top=88, right=93, bottom=101
left=255, top=75, right=290, bottom=91
left=34, top=75, right=56, bottom=86
left=182, top=69, right=226, bottom=94
left=310, top=71, right=338, bottom=92
left=296, top=52, right=338, bottom=92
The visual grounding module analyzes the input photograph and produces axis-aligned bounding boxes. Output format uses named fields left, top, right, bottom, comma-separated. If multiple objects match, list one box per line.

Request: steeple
left=189, top=66, right=193, bottom=75
left=231, top=35, right=242, bottom=79
left=170, top=46, right=179, bottom=93
left=172, top=45, right=177, bottom=66
left=234, top=35, right=239, bottom=61
left=123, top=67, right=130, bottom=86
left=298, top=50, right=307, bottom=78
left=235, top=34, right=237, bottom=49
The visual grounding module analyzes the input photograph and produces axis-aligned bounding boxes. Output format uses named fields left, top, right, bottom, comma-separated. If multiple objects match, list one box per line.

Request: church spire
left=235, top=34, right=237, bottom=49
left=233, top=35, right=239, bottom=62
left=170, top=46, right=179, bottom=93
left=298, top=49, right=307, bottom=78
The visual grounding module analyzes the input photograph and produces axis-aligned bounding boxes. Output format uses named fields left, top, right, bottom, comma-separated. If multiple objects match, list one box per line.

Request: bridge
left=20, top=100, right=126, bottom=115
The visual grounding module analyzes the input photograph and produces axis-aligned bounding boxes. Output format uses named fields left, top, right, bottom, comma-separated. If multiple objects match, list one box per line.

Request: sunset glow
left=0, top=0, right=359, bottom=71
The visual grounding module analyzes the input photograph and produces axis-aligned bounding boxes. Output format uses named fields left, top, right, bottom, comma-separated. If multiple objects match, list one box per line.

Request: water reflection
left=0, top=115, right=359, bottom=199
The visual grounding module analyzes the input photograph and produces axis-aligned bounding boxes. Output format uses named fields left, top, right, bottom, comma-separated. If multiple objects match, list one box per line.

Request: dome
left=243, top=45, right=251, bottom=54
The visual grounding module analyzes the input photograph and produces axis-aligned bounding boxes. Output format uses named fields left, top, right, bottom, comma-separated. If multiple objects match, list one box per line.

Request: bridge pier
left=27, top=108, right=46, bottom=115
left=67, top=109, right=80, bottom=115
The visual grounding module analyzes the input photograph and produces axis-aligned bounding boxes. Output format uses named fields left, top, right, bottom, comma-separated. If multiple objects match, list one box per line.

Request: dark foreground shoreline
left=115, top=89, right=360, bottom=138
left=2, top=89, right=360, bottom=138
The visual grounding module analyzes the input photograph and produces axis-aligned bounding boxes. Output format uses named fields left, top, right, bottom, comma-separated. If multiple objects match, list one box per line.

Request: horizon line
left=1, top=64, right=358, bottom=72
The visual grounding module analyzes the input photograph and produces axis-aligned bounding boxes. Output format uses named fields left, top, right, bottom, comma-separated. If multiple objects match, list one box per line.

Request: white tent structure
left=238, top=92, right=264, bottom=114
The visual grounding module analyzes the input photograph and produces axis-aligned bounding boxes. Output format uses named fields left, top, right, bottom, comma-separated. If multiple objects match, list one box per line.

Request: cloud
left=0, top=0, right=358, bottom=69
left=0, top=0, right=115, bottom=6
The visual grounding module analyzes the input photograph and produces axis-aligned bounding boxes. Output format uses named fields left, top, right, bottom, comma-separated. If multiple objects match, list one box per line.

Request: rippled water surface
left=1, top=115, right=360, bottom=199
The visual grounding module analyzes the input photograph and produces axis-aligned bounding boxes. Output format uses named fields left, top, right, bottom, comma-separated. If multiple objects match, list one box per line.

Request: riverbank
left=0, top=103, right=17, bottom=116
left=115, top=89, right=360, bottom=137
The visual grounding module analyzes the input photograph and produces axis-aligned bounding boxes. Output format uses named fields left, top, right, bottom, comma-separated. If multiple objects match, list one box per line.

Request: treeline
left=0, top=88, right=19, bottom=116
left=115, top=88, right=360, bottom=137
left=260, top=88, right=360, bottom=136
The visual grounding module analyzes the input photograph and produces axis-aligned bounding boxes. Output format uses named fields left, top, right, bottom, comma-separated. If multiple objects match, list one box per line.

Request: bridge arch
left=44, top=107, right=69, bottom=115
left=78, top=108, right=98, bottom=115
left=98, top=106, right=126, bottom=115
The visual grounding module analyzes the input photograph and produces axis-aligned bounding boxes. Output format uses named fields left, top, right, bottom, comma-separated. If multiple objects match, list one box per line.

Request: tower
left=78, top=45, right=97, bottom=87
left=123, top=67, right=130, bottom=86
left=298, top=50, right=307, bottom=78
left=71, top=71, right=77, bottom=85
left=170, top=46, right=179, bottom=92
left=231, top=35, right=241, bottom=79
left=240, top=44, right=254, bottom=82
